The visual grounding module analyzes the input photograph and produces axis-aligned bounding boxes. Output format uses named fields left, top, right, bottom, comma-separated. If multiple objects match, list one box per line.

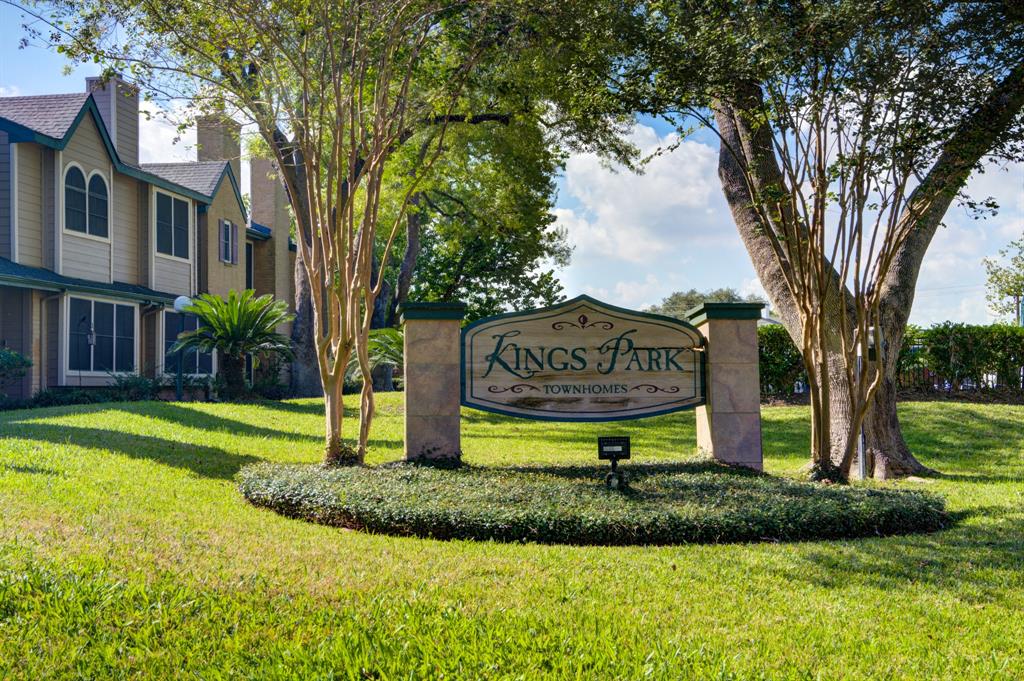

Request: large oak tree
left=622, top=0, right=1024, bottom=478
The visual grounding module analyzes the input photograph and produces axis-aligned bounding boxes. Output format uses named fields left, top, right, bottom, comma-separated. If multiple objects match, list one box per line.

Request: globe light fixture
left=173, top=296, right=192, bottom=400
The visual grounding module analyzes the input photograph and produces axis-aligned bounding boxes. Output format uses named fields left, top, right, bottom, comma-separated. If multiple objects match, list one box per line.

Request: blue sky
left=3, top=2, right=1022, bottom=324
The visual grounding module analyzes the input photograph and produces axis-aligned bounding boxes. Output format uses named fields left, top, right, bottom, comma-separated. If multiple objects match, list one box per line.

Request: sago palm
left=171, top=290, right=294, bottom=400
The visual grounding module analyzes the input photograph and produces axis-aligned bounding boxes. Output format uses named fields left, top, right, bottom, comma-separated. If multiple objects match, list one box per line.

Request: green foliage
left=1, top=373, right=172, bottom=411
left=395, top=112, right=572, bottom=322
left=251, top=355, right=289, bottom=401
left=345, top=328, right=404, bottom=385
left=648, top=288, right=766, bottom=319
left=0, top=348, right=31, bottom=395
left=758, top=325, right=805, bottom=398
left=172, top=291, right=294, bottom=360
left=172, top=290, right=294, bottom=400
left=108, top=372, right=164, bottom=401
left=913, top=322, right=1024, bottom=390
left=984, top=235, right=1024, bottom=322
left=239, top=460, right=948, bottom=545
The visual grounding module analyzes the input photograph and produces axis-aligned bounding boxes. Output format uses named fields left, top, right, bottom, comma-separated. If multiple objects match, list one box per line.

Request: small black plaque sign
left=597, top=436, right=631, bottom=461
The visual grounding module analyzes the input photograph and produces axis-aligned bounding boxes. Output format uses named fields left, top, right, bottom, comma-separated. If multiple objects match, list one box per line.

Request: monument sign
left=461, top=296, right=705, bottom=421
left=401, top=298, right=764, bottom=470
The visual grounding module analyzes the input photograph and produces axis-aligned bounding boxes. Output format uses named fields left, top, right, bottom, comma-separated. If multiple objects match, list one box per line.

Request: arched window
left=87, top=174, right=109, bottom=238
left=64, top=166, right=87, bottom=234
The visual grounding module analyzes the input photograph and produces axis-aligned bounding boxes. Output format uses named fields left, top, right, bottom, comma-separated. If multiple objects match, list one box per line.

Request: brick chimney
left=196, top=114, right=241, bottom=181
left=85, top=76, right=139, bottom=165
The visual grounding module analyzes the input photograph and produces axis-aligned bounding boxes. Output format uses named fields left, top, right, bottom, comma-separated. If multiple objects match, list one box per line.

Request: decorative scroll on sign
left=461, top=295, right=705, bottom=421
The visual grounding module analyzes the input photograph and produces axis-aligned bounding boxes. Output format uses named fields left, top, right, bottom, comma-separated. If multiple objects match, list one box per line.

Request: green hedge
left=758, top=322, right=1024, bottom=395
left=239, top=461, right=949, bottom=545
left=758, top=325, right=805, bottom=397
left=902, top=323, right=1024, bottom=390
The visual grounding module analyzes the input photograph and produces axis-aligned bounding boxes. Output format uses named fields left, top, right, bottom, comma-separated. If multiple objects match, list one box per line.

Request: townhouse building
left=0, top=77, right=295, bottom=399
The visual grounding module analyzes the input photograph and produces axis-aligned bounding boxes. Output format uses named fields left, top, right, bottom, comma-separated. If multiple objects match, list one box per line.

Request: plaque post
left=687, top=303, right=765, bottom=471
left=400, top=302, right=466, bottom=464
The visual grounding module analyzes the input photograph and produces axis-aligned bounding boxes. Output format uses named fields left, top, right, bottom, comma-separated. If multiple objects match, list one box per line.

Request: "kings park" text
left=481, top=329, right=696, bottom=380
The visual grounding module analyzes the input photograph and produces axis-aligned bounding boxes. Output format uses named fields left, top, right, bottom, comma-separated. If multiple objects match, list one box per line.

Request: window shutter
left=231, top=223, right=239, bottom=264
left=218, top=220, right=225, bottom=262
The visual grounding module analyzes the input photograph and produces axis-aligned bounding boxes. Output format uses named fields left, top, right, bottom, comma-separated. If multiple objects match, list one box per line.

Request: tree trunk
left=290, top=249, right=323, bottom=398
left=221, top=353, right=247, bottom=401
left=323, top=373, right=357, bottom=464
left=387, top=201, right=422, bottom=327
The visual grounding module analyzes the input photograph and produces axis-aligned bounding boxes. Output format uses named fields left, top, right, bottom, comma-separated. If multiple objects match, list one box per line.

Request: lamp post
left=173, top=295, right=191, bottom=401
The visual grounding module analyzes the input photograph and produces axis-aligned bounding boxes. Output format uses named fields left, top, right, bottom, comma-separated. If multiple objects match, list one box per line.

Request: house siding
left=153, top=255, right=191, bottom=295
left=60, top=111, right=113, bottom=280
left=112, top=173, right=139, bottom=284
left=45, top=296, right=58, bottom=388
left=0, top=132, right=9, bottom=260
left=0, top=286, right=27, bottom=398
left=202, top=182, right=246, bottom=298
left=17, top=143, right=45, bottom=268
left=63, top=235, right=112, bottom=282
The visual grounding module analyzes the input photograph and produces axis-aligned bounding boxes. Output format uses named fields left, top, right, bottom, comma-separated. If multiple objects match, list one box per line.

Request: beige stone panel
left=405, top=364, right=461, bottom=417
left=702, top=319, right=758, bottom=365
left=696, top=404, right=713, bottom=454
left=405, top=414, right=461, bottom=460
left=698, top=411, right=763, bottom=471
left=406, top=320, right=460, bottom=365
left=707, top=361, right=761, bottom=414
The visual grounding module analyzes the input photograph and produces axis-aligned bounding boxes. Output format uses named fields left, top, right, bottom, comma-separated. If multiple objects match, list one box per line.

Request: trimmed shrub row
left=759, top=322, right=1024, bottom=397
left=239, top=461, right=950, bottom=546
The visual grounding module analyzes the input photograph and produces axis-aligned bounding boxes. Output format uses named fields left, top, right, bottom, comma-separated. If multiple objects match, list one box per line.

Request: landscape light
left=598, top=436, right=630, bottom=490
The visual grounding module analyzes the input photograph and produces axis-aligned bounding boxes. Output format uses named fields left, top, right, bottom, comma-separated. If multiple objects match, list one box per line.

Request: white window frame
left=219, top=219, right=240, bottom=265
left=159, top=308, right=217, bottom=378
left=63, top=294, right=139, bottom=378
left=152, top=188, right=193, bottom=264
left=61, top=163, right=111, bottom=243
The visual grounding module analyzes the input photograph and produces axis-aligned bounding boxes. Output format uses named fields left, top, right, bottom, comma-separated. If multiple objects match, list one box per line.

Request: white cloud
left=0, top=85, right=21, bottom=97
left=138, top=100, right=196, bottom=164
left=556, top=124, right=736, bottom=265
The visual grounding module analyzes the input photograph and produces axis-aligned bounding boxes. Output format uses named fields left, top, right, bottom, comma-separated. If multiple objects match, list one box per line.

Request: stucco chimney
left=196, top=114, right=241, bottom=181
left=85, top=75, right=139, bottom=165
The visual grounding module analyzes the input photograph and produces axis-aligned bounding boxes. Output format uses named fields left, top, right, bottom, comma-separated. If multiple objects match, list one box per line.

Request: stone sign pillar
left=401, top=302, right=467, bottom=464
left=687, top=303, right=764, bottom=471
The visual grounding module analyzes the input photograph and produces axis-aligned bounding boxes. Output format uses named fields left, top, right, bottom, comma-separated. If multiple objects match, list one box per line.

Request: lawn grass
left=1, top=396, right=1022, bottom=679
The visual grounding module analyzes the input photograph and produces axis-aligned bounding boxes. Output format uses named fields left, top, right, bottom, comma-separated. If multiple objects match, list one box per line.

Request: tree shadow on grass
left=269, top=400, right=358, bottom=417
left=773, top=506, right=1024, bottom=603
left=110, top=402, right=324, bottom=442
left=1, top=421, right=259, bottom=480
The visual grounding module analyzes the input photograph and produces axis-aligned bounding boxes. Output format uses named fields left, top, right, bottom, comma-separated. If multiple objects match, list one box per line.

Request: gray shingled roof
left=140, top=161, right=229, bottom=197
left=0, top=93, right=90, bottom=139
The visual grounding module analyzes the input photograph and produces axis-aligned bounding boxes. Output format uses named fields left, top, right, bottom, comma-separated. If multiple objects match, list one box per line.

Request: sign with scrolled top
left=460, top=295, right=705, bottom=421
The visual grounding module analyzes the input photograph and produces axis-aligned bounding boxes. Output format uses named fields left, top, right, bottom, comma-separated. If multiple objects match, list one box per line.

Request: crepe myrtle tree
left=625, top=0, right=1024, bottom=480
left=171, top=290, right=294, bottom=401
left=28, top=0, right=553, bottom=463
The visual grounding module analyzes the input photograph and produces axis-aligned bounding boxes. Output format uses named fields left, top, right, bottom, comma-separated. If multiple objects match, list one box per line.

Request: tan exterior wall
left=112, top=173, right=140, bottom=284
left=45, top=296, right=58, bottom=388
left=16, top=143, right=45, bottom=268
left=201, top=182, right=246, bottom=298
left=60, top=111, right=113, bottom=281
